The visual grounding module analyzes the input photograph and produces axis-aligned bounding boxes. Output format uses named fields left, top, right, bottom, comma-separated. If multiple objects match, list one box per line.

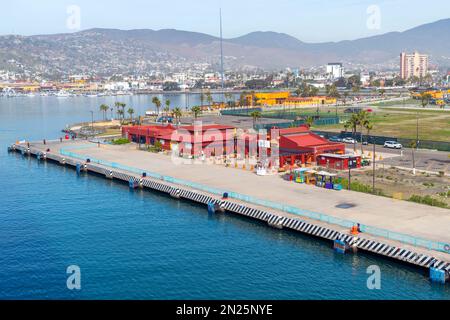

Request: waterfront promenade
left=46, top=141, right=450, bottom=240
left=19, top=140, right=450, bottom=266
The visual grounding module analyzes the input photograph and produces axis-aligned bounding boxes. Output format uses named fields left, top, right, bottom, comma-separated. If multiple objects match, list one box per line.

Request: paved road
left=345, top=142, right=450, bottom=174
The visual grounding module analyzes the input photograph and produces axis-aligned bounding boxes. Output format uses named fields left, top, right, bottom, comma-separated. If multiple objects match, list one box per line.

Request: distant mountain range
left=0, top=18, right=449, bottom=77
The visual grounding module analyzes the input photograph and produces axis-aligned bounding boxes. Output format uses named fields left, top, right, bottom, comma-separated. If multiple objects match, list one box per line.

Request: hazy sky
left=1, top=0, right=449, bottom=42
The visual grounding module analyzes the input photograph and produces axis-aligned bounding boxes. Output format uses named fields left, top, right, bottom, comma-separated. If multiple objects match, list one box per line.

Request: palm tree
left=239, top=92, right=247, bottom=107
left=152, top=96, right=162, bottom=115
left=200, top=92, right=205, bottom=107
left=117, top=109, right=124, bottom=123
left=250, top=110, right=262, bottom=128
left=224, top=92, right=233, bottom=107
left=345, top=113, right=359, bottom=152
left=365, top=122, right=374, bottom=145
left=305, top=116, right=314, bottom=128
left=352, top=85, right=360, bottom=94
left=191, top=106, right=202, bottom=119
left=253, top=94, right=260, bottom=107
left=173, top=107, right=182, bottom=126
left=99, top=104, right=109, bottom=121
left=420, top=93, right=432, bottom=108
left=121, top=103, right=126, bottom=121
left=309, top=86, right=319, bottom=96
left=206, top=91, right=213, bottom=109
left=127, top=108, right=134, bottom=121
left=165, top=99, right=171, bottom=114
left=114, top=102, right=126, bottom=121
left=357, top=110, right=369, bottom=154
left=343, top=122, right=349, bottom=133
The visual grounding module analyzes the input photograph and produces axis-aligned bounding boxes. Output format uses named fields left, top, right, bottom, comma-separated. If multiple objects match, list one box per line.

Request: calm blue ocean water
left=0, top=95, right=449, bottom=300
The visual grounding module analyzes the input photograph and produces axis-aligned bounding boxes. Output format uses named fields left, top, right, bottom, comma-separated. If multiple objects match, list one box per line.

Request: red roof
left=279, top=125, right=310, bottom=135
left=180, top=124, right=235, bottom=132
left=282, top=133, right=335, bottom=148
left=279, top=127, right=345, bottom=154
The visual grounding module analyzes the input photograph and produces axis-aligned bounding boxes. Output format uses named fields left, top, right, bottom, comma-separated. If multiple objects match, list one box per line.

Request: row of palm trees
left=99, top=102, right=134, bottom=122
left=344, top=110, right=374, bottom=154
left=151, top=96, right=191, bottom=124
left=151, top=96, right=174, bottom=115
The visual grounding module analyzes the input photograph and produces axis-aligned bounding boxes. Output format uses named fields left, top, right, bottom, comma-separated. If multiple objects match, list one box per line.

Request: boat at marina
left=55, top=90, right=71, bottom=98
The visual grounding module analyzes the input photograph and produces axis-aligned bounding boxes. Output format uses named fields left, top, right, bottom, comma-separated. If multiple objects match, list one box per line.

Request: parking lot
left=344, top=142, right=450, bottom=175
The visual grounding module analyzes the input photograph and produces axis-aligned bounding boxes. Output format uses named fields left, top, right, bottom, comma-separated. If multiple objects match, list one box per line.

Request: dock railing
left=60, top=147, right=450, bottom=255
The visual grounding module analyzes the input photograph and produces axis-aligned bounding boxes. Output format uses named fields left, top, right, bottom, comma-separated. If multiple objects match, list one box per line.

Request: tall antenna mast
left=219, top=8, right=225, bottom=101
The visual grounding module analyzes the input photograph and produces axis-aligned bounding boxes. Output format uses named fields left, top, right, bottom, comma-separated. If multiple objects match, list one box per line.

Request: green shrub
left=112, top=138, right=130, bottom=145
left=340, top=178, right=385, bottom=196
left=438, top=190, right=450, bottom=198
left=408, top=195, right=448, bottom=208
left=148, top=140, right=163, bottom=153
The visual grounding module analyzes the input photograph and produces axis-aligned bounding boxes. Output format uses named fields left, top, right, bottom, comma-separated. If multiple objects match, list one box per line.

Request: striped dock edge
left=111, top=171, right=134, bottom=182
left=169, top=188, right=181, bottom=198
left=220, top=201, right=268, bottom=221
left=178, top=189, right=215, bottom=204
left=354, top=237, right=450, bottom=276
left=142, top=179, right=175, bottom=195
left=86, top=163, right=105, bottom=175
left=267, top=214, right=286, bottom=229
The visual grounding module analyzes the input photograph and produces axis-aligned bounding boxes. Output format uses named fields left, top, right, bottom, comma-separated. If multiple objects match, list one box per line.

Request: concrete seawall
left=9, top=142, right=450, bottom=284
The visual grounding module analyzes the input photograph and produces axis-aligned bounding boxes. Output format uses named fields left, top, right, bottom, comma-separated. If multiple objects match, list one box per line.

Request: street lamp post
left=90, top=111, right=94, bottom=132
left=416, top=111, right=419, bottom=150
left=372, top=140, right=376, bottom=193
left=348, top=164, right=351, bottom=190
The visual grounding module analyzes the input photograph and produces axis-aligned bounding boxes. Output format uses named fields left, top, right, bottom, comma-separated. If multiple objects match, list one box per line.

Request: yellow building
left=245, top=92, right=290, bottom=106
left=283, top=96, right=337, bottom=107
left=411, top=90, right=444, bottom=100
left=244, top=91, right=336, bottom=107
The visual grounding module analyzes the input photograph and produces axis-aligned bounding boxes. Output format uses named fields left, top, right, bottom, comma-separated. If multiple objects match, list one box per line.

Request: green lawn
left=312, top=109, right=450, bottom=142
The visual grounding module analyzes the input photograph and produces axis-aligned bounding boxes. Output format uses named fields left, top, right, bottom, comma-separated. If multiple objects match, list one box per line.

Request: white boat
left=55, top=90, right=70, bottom=98
left=145, top=110, right=158, bottom=116
left=1, top=87, right=17, bottom=97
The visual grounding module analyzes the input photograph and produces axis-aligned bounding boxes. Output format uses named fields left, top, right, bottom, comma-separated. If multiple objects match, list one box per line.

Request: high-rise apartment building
left=326, top=63, right=344, bottom=79
left=400, top=52, right=428, bottom=79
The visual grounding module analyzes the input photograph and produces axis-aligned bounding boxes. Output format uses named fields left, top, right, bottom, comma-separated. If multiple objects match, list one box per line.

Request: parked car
left=384, top=141, right=403, bottom=149
left=342, top=137, right=357, bottom=144
left=329, top=136, right=342, bottom=142
left=344, top=107, right=363, bottom=113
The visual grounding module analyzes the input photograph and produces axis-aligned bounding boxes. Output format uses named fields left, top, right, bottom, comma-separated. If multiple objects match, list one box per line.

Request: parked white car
left=384, top=141, right=403, bottom=149
left=342, top=137, right=356, bottom=144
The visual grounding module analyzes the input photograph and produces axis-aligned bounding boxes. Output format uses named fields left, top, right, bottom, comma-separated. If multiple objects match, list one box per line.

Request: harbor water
left=0, top=95, right=449, bottom=299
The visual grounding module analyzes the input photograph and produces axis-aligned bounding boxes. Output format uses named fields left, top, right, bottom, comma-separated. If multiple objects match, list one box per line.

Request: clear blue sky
left=2, top=0, right=449, bottom=42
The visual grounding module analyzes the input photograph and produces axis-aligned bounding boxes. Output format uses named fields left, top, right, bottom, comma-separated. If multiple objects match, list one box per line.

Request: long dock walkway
left=9, top=140, right=450, bottom=284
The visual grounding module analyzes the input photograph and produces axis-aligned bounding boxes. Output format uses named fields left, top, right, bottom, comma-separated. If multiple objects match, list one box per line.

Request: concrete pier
left=10, top=140, right=450, bottom=283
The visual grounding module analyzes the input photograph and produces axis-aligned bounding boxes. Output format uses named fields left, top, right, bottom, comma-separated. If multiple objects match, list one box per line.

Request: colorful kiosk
left=293, top=168, right=317, bottom=184
left=315, top=171, right=342, bottom=190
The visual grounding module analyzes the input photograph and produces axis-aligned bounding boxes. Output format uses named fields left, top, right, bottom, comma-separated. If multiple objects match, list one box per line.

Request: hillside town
left=1, top=55, right=449, bottom=99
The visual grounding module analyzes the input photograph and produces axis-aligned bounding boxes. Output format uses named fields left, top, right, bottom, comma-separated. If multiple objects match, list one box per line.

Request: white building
left=326, top=63, right=344, bottom=79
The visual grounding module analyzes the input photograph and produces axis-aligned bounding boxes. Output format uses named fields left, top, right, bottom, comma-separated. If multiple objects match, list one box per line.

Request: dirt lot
left=335, top=166, right=450, bottom=207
